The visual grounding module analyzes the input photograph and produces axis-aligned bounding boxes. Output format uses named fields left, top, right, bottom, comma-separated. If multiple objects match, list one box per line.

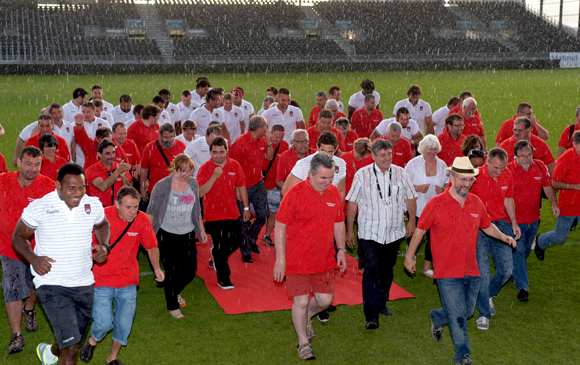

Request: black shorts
left=36, top=284, right=94, bottom=350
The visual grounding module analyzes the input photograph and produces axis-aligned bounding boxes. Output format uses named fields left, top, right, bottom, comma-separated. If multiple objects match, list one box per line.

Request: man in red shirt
left=112, top=122, right=141, bottom=179
left=79, top=187, right=163, bottom=365
left=307, top=91, right=328, bottom=127
left=127, top=105, right=161, bottom=156
left=276, top=129, right=311, bottom=192
left=495, top=103, right=548, bottom=146
left=373, top=122, right=413, bottom=168
left=140, top=123, right=186, bottom=204
left=325, top=99, right=347, bottom=125
left=535, top=131, right=580, bottom=261
left=274, top=153, right=347, bottom=361
left=556, top=105, right=580, bottom=157
left=334, top=117, right=359, bottom=153
left=25, top=115, right=71, bottom=162
left=39, top=134, right=68, bottom=181
left=341, top=138, right=372, bottom=198
left=229, top=116, right=273, bottom=263
left=350, top=94, right=383, bottom=138
left=470, top=148, right=521, bottom=330
left=507, top=140, right=559, bottom=302
left=198, top=137, right=250, bottom=289
left=86, top=139, right=132, bottom=207
left=405, top=156, right=516, bottom=365
left=0, top=152, right=8, bottom=174
left=437, top=114, right=467, bottom=167
left=499, top=116, right=555, bottom=175
left=306, top=109, right=346, bottom=153
left=261, top=125, right=289, bottom=247
left=74, top=114, right=127, bottom=170
left=448, top=91, right=478, bottom=117
left=455, top=98, right=487, bottom=151
left=0, top=146, right=54, bottom=354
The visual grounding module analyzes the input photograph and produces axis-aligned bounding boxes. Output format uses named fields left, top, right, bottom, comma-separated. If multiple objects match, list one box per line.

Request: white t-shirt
left=158, top=110, right=172, bottom=126
left=220, top=105, right=245, bottom=143
left=239, top=100, right=255, bottom=126
left=190, top=90, right=206, bottom=109
left=75, top=118, right=111, bottom=166
left=337, top=100, right=345, bottom=113
left=177, top=101, right=194, bottom=121
left=261, top=105, right=304, bottom=144
left=175, top=133, right=202, bottom=146
left=166, top=102, right=182, bottom=127
left=111, top=105, right=134, bottom=124
left=183, top=136, right=211, bottom=178
left=348, top=91, right=381, bottom=111
left=53, top=122, right=75, bottom=158
left=189, top=106, right=224, bottom=137
left=392, top=98, right=433, bottom=134
left=432, top=105, right=450, bottom=136
left=375, top=117, right=421, bottom=142
left=290, top=152, right=346, bottom=186
left=124, top=118, right=136, bottom=128
left=101, top=99, right=114, bottom=113
left=18, top=121, right=39, bottom=142
left=99, top=111, right=115, bottom=125
left=21, top=191, right=105, bottom=288
left=62, top=101, right=82, bottom=124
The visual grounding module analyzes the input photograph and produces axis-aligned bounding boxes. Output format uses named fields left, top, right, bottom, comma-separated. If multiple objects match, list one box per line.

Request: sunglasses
left=467, top=149, right=486, bottom=159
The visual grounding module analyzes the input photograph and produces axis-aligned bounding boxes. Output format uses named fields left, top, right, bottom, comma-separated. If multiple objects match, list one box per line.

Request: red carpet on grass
left=196, top=230, right=414, bottom=315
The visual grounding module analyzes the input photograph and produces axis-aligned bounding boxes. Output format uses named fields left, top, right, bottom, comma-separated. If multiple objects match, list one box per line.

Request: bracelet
left=100, top=243, right=111, bottom=253
left=267, top=143, right=272, bottom=147
left=338, top=248, right=347, bottom=253
left=243, top=207, right=250, bottom=211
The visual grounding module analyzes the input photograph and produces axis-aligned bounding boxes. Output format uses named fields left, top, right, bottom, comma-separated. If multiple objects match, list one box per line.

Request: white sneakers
left=476, top=316, right=489, bottom=330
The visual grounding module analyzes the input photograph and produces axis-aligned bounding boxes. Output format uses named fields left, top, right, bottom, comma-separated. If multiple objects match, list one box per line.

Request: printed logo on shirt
left=128, top=232, right=138, bottom=237
left=228, top=172, right=236, bottom=176
left=46, top=209, right=59, bottom=214
left=407, top=127, right=411, bottom=132
left=171, top=109, right=174, bottom=113
left=66, top=127, right=70, bottom=133
left=501, top=186, right=508, bottom=191
left=98, top=123, right=103, bottom=128
left=234, top=112, right=238, bottom=117
left=85, top=204, right=91, bottom=214
left=534, top=176, right=542, bottom=180
left=244, top=106, right=248, bottom=110
left=396, top=152, right=403, bottom=156
left=215, top=113, right=219, bottom=118
left=335, top=166, right=340, bottom=173
left=289, top=111, right=294, bottom=117
left=420, top=106, right=424, bottom=111
left=260, top=147, right=265, bottom=151
left=27, top=197, right=35, bottom=202
left=470, top=213, right=479, bottom=218
left=327, top=203, right=336, bottom=207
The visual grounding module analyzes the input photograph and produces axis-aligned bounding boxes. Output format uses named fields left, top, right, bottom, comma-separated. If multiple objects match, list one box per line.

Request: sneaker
left=106, top=359, right=125, bottom=365
left=262, top=235, right=275, bottom=247
left=79, top=340, right=96, bottom=363
left=476, top=316, right=489, bottom=330
left=23, top=305, right=38, bottom=333
left=327, top=305, right=337, bottom=313
left=218, top=280, right=234, bottom=290
left=365, top=320, right=379, bottom=330
left=8, top=332, right=25, bottom=354
left=37, top=342, right=58, bottom=365
left=209, top=247, right=216, bottom=271
left=517, top=288, right=530, bottom=302
left=380, top=307, right=393, bottom=316
left=489, top=298, right=496, bottom=316
left=456, top=357, right=473, bottom=365
left=317, top=310, right=330, bottom=322
left=251, top=244, right=261, bottom=254
left=534, top=234, right=545, bottom=261
left=429, top=314, right=442, bottom=343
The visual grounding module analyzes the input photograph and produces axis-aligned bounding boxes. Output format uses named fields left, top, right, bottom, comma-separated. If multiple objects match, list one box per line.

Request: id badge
left=383, top=197, right=392, bottom=208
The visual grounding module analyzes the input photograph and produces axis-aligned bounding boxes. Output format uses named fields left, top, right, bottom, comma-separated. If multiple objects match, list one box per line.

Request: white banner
left=549, top=52, right=580, bottom=68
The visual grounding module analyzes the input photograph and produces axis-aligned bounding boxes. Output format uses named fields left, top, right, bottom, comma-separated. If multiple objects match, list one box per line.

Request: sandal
left=423, top=270, right=434, bottom=278
left=306, top=320, right=316, bottom=342
left=177, top=294, right=186, bottom=308
left=297, top=343, right=315, bottom=360
left=169, top=309, right=184, bottom=319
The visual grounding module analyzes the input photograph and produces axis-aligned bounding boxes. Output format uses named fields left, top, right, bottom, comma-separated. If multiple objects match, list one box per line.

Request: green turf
left=0, top=69, right=579, bottom=364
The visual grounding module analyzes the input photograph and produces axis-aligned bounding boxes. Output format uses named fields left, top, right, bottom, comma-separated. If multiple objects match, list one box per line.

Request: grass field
left=1, top=69, right=579, bottom=364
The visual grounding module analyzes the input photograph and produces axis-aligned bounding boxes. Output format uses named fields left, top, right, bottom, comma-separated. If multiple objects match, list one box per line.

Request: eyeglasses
left=178, top=170, right=193, bottom=174
left=458, top=177, right=476, bottom=183
left=512, top=128, right=525, bottom=133
left=294, top=140, right=309, bottom=144
left=452, top=123, right=465, bottom=128
left=467, top=149, right=486, bottom=158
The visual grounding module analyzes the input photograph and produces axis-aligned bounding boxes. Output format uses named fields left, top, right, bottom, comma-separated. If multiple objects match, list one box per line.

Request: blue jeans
left=476, top=219, right=513, bottom=319
left=513, top=221, right=539, bottom=292
left=431, top=276, right=480, bottom=363
left=91, top=285, right=137, bottom=346
left=538, top=215, right=580, bottom=250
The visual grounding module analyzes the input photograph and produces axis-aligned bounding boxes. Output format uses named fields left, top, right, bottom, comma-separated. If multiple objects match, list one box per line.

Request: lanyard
left=373, top=164, right=391, bottom=202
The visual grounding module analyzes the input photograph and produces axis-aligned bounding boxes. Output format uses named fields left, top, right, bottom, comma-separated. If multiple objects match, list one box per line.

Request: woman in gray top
left=146, top=154, right=207, bottom=319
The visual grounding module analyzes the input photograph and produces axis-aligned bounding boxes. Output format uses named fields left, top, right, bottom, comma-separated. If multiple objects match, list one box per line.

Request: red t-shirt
left=127, top=119, right=160, bottom=156
left=0, top=172, right=55, bottom=260
left=262, top=140, right=289, bottom=190
left=276, top=148, right=311, bottom=184
left=418, top=191, right=491, bottom=279
left=340, top=151, right=373, bottom=197
left=350, top=108, right=383, bottom=138
left=499, top=135, right=555, bottom=168
left=437, top=130, right=467, bottom=167
left=306, top=126, right=346, bottom=152
left=92, top=208, right=157, bottom=288
left=457, top=111, right=485, bottom=137
left=558, top=122, right=580, bottom=150
left=197, top=156, right=245, bottom=222
left=40, top=156, right=66, bottom=181
left=552, top=148, right=580, bottom=216
left=86, top=161, right=132, bottom=207
left=507, top=159, right=551, bottom=224
left=114, top=138, right=141, bottom=166
left=470, top=163, right=514, bottom=221
left=449, top=105, right=480, bottom=118
left=343, top=130, right=359, bottom=152
left=308, top=106, right=321, bottom=128
left=310, top=110, right=348, bottom=127
left=373, top=136, right=413, bottom=168
left=229, top=131, right=269, bottom=189
left=276, top=179, right=344, bottom=275
left=26, top=132, right=70, bottom=162
left=496, top=115, right=543, bottom=144
left=0, top=153, right=8, bottom=174
left=141, top=139, right=186, bottom=194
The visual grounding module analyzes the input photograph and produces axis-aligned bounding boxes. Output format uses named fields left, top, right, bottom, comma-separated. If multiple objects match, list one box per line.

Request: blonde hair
left=169, top=154, right=195, bottom=175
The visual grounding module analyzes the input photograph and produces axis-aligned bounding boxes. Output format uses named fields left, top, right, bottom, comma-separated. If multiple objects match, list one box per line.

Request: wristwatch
left=338, top=248, right=347, bottom=253
left=243, top=207, right=250, bottom=211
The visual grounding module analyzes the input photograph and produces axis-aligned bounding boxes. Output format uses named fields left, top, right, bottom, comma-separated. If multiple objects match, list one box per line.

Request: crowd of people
left=0, top=77, right=579, bottom=365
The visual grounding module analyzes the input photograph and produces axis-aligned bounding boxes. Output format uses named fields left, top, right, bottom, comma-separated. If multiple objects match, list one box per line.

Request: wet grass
left=0, top=69, right=579, bottom=364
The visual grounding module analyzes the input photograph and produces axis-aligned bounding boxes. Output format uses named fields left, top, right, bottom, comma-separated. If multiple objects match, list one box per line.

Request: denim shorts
left=267, top=188, right=281, bottom=212
left=91, top=285, right=137, bottom=346
left=1, top=255, right=34, bottom=302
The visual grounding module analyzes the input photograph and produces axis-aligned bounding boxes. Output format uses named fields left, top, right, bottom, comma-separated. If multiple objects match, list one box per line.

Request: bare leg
left=5, top=300, right=23, bottom=333
left=88, top=335, right=97, bottom=346
left=264, top=211, right=277, bottom=236
left=24, top=289, right=37, bottom=311
left=58, top=343, right=79, bottom=365
left=423, top=260, right=432, bottom=272
left=107, top=341, right=123, bottom=363
left=291, top=294, right=310, bottom=345
left=307, top=293, right=333, bottom=320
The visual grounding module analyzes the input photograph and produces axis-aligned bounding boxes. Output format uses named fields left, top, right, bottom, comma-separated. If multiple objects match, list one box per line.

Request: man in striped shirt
left=346, top=139, right=417, bottom=330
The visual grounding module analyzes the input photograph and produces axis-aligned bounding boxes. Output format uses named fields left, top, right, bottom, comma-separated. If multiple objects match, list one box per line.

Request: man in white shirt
left=184, top=124, right=224, bottom=178
left=152, top=96, right=172, bottom=127
left=93, top=100, right=114, bottom=125
left=329, top=86, right=344, bottom=114
left=346, top=138, right=417, bottom=329
left=232, top=88, right=255, bottom=128
left=159, top=89, right=183, bottom=135
left=262, top=88, right=305, bottom=144
left=432, top=97, right=460, bottom=136
left=257, top=96, right=275, bottom=116
left=220, top=93, right=245, bottom=143
left=191, top=78, right=211, bottom=109
left=392, top=85, right=433, bottom=135
left=178, top=90, right=195, bottom=122
left=371, top=107, right=424, bottom=148
left=348, top=79, right=380, bottom=120
left=189, top=89, right=227, bottom=139
left=75, top=102, right=111, bottom=167
left=62, top=88, right=88, bottom=123
left=123, top=104, right=143, bottom=128
left=111, top=95, right=134, bottom=125
left=12, top=163, right=110, bottom=365
left=91, top=85, right=114, bottom=113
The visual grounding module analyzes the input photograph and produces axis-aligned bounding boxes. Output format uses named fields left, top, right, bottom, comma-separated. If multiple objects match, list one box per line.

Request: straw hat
left=447, top=156, right=479, bottom=177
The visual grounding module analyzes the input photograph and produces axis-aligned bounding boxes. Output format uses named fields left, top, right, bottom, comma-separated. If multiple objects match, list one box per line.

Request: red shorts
left=285, top=270, right=336, bottom=297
